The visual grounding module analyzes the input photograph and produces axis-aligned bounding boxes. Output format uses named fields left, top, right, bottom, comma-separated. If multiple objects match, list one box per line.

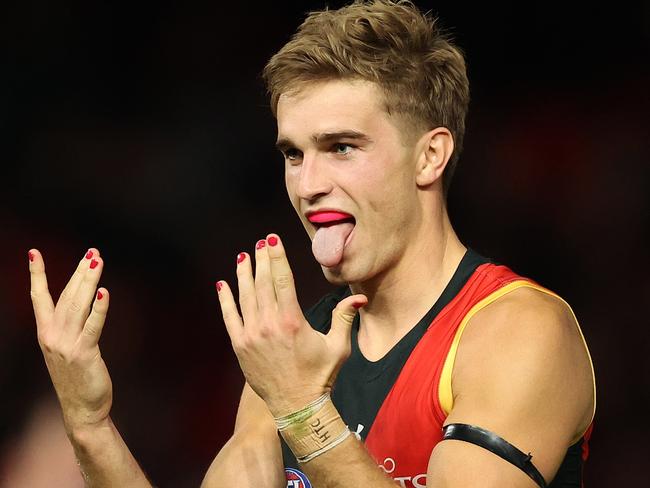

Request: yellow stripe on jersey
left=438, top=280, right=596, bottom=444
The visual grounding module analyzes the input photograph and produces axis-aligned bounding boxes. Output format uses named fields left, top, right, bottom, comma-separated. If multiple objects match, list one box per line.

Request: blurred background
left=1, top=0, right=648, bottom=486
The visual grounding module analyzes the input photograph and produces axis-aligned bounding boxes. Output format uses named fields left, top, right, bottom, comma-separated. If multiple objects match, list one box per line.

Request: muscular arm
left=201, top=382, right=285, bottom=488
left=427, top=287, right=595, bottom=487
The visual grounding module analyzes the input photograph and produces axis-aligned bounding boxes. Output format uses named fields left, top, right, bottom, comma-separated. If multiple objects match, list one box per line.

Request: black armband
left=442, top=423, right=547, bottom=488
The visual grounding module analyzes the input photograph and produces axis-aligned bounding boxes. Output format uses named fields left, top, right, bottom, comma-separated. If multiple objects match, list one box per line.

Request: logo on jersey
left=285, top=468, right=312, bottom=488
left=379, top=457, right=427, bottom=488
left=351, top=423, right=364, bottom=440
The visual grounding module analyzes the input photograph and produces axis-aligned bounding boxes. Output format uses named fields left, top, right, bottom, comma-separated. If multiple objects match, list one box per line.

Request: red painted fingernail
left=256, top=239, right=266, bottom=250
left=216, top=281, right=223, bottom=292
left=28, top=251, right=34, bottom=262
left=85, top=250, right=93, bottom=259
left=97, top=290, right=104, bottom=300
left=268, top=236, right=278, bottom=247
left=90, top=259, right=99, bottom=269
left=237, top=253, right=246, bottom=264
left=353, top=302, right=364, bottom=309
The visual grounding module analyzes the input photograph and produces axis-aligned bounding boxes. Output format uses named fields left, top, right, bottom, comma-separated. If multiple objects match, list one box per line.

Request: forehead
left=276, top=79, right=396, bottom=141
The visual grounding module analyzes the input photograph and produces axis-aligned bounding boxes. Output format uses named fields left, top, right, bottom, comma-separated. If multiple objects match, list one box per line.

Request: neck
left=350, top=206, right=466, bottom=357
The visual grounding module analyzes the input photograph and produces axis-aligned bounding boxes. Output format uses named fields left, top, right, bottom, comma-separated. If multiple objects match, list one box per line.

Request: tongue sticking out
left=312, top=222, right=355, bottom=267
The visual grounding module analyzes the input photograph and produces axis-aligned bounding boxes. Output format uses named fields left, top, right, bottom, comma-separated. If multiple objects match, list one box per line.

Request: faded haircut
left=262, top=0, right=470, bottom=194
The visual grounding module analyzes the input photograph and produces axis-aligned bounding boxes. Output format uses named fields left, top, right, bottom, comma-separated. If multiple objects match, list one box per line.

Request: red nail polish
left=216, top=281, right=223, bottom=292
left=268, top=236, right=278, bottom=247
left=256, top=239, right=266, bottom=250
left=85, top=250, right=93, bottom=259
left=353, top=302, right=364, bottom=309
left=28, top=251, right=34, bottom=262
left=237, top=253, right=246, bottom=264
left=90, top=259, right=99, bottom=269
left=97, top=290, right=104, bottom=300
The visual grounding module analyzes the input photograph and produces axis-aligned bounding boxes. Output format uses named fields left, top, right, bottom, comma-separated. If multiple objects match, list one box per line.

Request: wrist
left=266, top=390, right=329, bottom=418
left=67, top=416, right=113, bottom=450
left=276, top=394, right=351, bottom=463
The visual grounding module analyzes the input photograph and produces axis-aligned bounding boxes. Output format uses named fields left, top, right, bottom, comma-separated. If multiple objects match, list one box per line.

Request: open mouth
left=306, top=211, right=356, bottom=267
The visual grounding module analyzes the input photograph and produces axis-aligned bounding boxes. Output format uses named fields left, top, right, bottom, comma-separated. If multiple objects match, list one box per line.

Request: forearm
left=68, top=417, right=152, bottom=488
left=201, top=425, right=285, bottom=488
left=299, top=434, right=397, bottom=487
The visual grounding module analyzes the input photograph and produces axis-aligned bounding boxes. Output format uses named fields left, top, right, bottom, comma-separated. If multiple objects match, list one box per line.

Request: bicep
left=202, top=383, right=284, bottom=488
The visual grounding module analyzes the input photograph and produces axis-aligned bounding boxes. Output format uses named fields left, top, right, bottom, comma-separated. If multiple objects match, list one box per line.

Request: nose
left=294, top=152, right=333, bottom=201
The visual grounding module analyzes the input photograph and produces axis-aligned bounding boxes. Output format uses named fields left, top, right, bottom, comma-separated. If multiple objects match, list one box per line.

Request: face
left=276, top=79, right=425, bottom=285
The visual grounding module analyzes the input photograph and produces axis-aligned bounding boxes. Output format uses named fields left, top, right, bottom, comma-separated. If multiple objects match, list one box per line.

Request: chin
left=320, top=260, right=368, bottom=287
left=321, top=265, right=349, bottom=286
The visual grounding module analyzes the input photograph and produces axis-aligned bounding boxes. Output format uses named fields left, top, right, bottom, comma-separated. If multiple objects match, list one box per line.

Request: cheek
left=284, top=170, right=299, bottom=205
left=358, top=175, right=416, bottom=231
left=353, top=164, right=406, bottom=209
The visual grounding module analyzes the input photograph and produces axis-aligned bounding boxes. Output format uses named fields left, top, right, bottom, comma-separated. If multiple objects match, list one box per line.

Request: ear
left=415, top=127, right=454, bottom=187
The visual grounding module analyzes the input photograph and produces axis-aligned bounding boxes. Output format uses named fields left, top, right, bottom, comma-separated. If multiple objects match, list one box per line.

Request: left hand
left=216, top=233, right=367, bottom=417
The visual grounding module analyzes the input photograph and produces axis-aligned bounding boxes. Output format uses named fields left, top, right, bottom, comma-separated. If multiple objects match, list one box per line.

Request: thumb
left=328, top=294, right=368, bottom=351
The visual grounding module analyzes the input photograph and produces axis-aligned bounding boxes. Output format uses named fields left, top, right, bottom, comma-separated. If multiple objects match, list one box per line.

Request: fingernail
left=353, top=302, right=364, bottom=309
left=237, top=253, right=246, bottom=264
left=268, top=236, right=278, bottom=247
left=256, top=239, right=266, bottom=250
left=216, top=281, right=223, bottom=292
left=28, top=251, right=34, bottom=262
left=97, top=290, right=104, bottom=300
left=90, top=259, right=99, bottom=269
left=85, top=250, right=94, bottom=259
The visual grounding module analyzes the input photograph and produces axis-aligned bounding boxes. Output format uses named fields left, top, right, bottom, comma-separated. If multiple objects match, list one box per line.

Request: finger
left=55, top=248, right=100, bottom=312
left=253, top=239, right=277, bottom=313
left=265, top=234, right=301, bottom=315
left=216, top=280, right=244, bottom=343
left=64, top=256, right=104, bottom=336
left=79, top=288, right=110, bottom=348
left=28, top=249, right=55, bottom=327
left=235, top=252, right=258, bottom=325
left=328, top=294, right=368, bottom=352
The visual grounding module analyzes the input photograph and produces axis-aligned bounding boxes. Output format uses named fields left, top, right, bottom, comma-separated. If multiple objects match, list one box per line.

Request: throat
left=356, top=319, right=416, bottom=362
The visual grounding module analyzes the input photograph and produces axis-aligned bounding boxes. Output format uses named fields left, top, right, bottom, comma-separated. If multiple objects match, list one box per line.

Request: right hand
left=28, top=248, right=113, bottom=433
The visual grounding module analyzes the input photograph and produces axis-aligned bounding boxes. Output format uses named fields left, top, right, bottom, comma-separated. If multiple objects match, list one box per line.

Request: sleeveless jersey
left=281, top=249, right=595, bottom=487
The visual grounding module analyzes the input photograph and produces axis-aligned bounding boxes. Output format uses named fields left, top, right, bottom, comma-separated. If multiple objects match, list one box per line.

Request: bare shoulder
left=449, top=284, right=595, bottom=451
left=457, top=285, right=591, bottom=372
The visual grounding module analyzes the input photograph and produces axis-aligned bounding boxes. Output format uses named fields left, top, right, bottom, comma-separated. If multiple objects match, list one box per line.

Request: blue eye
left=333, top=143, right=354, bottom=155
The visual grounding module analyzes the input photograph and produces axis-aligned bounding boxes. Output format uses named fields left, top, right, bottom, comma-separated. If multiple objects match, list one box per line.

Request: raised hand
left=216, top=234, right=367, bottom=417
left=28, top=248, right=113, bottom=432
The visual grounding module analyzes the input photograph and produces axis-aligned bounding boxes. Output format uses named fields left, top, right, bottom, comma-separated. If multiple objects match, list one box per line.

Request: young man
left=28, top=1, right=595, bottom=487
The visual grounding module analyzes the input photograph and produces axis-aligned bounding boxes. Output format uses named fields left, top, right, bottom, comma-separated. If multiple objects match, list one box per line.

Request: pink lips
left=307, top=211, right=353, bottom=224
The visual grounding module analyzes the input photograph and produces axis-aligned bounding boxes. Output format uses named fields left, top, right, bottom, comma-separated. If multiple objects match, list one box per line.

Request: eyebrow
left=275, top=130, right=373, bottom=152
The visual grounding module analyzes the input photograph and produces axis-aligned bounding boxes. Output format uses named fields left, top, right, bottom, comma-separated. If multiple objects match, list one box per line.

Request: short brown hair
left=262, top=0, right=470, bottom=194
